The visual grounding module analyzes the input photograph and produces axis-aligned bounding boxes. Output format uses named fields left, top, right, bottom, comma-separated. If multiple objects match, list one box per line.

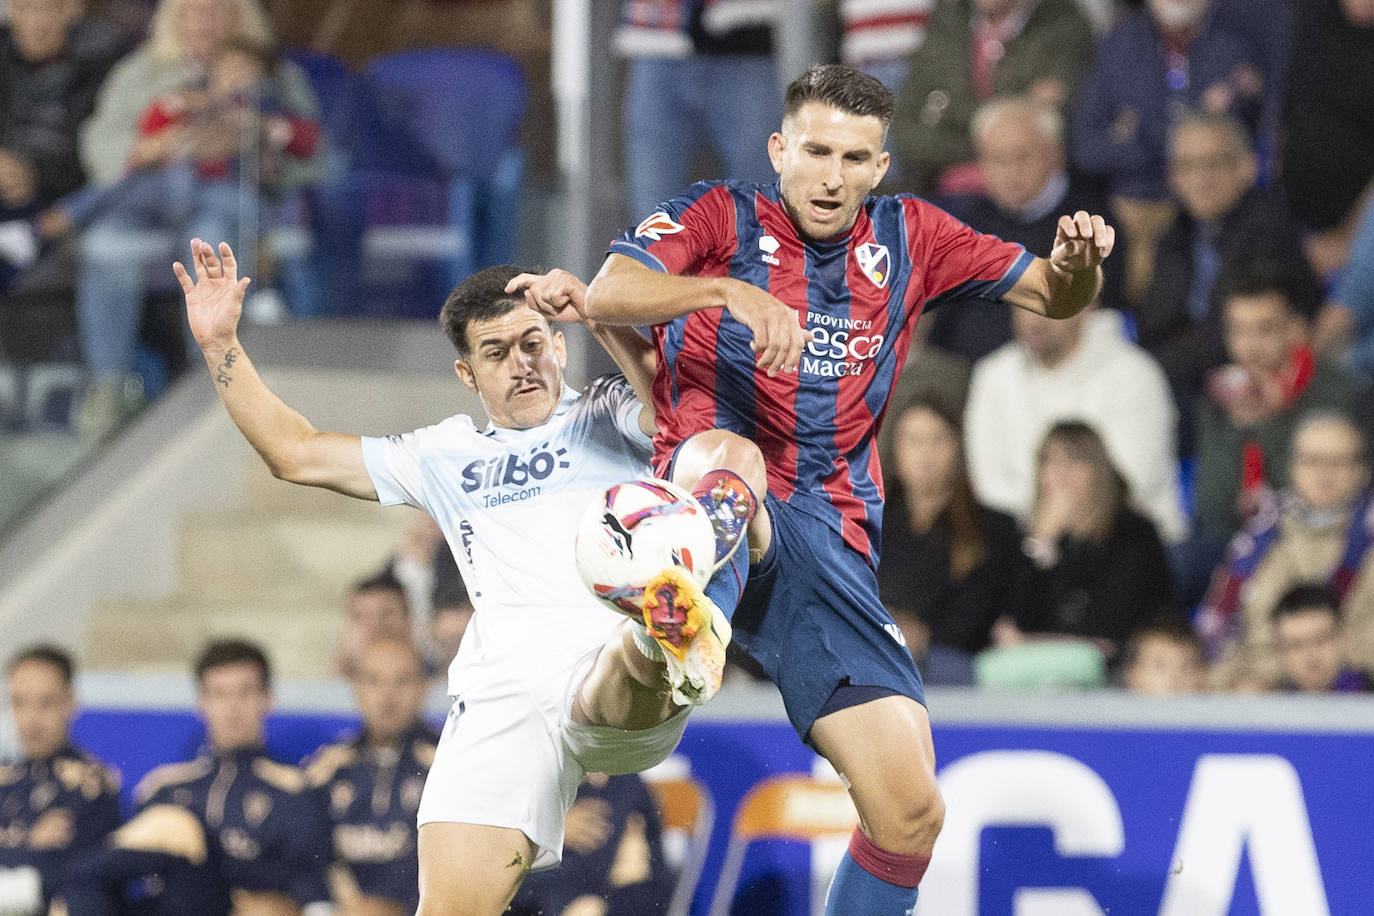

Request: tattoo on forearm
left=215, top=348, right=238, bottom=388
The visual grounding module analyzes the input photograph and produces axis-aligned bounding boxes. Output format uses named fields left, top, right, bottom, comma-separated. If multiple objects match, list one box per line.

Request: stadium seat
left=328, top=48, right=527, bottom=316
left=648, top=776, right=715, bottom=916
left=706, top=774, right=859, bottom=916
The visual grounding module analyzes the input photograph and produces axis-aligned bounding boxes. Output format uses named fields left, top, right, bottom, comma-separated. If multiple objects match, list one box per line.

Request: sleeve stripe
left=990, top=248, right=1035, bottom=300
left=609, top=240, right=670, bottom=273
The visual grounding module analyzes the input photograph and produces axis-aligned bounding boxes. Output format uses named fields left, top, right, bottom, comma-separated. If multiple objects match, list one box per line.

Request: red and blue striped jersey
left=610, top=180, right=1033, bottom=565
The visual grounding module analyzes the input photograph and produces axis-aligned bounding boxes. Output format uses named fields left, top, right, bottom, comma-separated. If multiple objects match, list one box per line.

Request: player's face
left=198, top=661, right=270, bottom=751
left=7, top=661, right=74, bottom=759
left=769, top=102, right=890, bottom=242
left=1276, top=609, right=1345, bottom=692
left=1125, top=637, right=1202, bottom=695
left=1289, top=419, right=1368, bottom=511
left=350, top=640, right=426, bottom=744
left=456, top=306, right=568, bottom=430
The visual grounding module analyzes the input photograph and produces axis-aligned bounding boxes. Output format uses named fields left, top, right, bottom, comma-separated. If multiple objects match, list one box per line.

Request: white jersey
left=361, top=376, right=652, bottom=706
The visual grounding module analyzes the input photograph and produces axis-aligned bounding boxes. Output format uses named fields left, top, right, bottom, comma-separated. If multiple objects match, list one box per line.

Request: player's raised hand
left=1050, top=210, right=1115, bottom=276
left=724, top=280, right=811, bottom=377
left=174, top=238, right=250, bottom=350
left=506, top=269, right=587, bottom=323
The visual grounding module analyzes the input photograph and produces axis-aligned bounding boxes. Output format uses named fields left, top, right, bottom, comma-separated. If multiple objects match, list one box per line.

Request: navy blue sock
left=824, top=828, right=927, bottom=916
left=703, top=529, right=748, bottom=621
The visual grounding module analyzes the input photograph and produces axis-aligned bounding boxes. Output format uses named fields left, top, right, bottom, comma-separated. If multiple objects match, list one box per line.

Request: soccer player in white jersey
left=174, top=238, right=729, bottom=915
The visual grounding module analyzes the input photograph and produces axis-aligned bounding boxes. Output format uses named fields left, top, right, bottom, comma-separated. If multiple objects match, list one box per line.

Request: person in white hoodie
left=964, top=302, right=1190, bottom=544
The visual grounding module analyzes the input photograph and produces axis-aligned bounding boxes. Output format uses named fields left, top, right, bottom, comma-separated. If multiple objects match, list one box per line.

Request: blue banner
left=70, top=704, right=1374, bottom=915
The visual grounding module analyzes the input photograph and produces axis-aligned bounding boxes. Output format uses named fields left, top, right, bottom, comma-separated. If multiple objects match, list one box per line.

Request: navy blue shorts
left=734, top=493, right=926, bottom=744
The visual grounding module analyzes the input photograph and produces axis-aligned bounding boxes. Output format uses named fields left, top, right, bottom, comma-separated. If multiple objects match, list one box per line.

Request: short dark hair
left=1272, top=583, right=1342, bottom=625
left=194, top=638, right=272, bottom=690
left=6, top=644, right=75, bottom=687
left=1121, top=615, right=1202, bottom=670
left=439, top=264, right=536, bottom=358
left=784, top=64, right=894, bottom=127
left=351, top=568, right=406, bottom=600
left=1219, top=258, right=1321, bottom=322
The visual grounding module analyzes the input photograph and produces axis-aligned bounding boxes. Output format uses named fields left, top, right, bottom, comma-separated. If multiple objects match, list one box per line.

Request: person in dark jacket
left=0, top=645, right=121, bottom=914
left=999, top=421, right=1174, bottom=657
left=877, top=394, right=1027, bottom=684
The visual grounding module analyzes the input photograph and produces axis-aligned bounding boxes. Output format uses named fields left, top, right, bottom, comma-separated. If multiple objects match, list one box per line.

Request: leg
left=666, top=428, right=771, bottom=558
left=573, top=620, right=681, bottom=731
left=810, top=695, right=944, bottom=914
left=416, top=822, right=536, bottom=916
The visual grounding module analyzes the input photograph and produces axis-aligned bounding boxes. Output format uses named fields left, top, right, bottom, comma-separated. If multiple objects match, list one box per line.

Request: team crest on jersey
left=855, top=242, right=891, bottom=289
left=635, top=212, right=684, bottom=242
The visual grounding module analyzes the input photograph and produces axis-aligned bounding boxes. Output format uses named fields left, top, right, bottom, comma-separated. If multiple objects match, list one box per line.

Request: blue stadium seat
left=321, top=48, right=528, bottom=317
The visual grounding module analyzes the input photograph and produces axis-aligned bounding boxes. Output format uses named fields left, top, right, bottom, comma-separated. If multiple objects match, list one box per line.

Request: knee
left=671, top=429, right=767, bottom=495
left=870, top=781, right=946, bottom=854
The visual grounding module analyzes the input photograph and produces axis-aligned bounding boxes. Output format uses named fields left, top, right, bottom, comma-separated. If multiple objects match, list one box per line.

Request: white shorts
left=415, top=648, right=689, bottom=869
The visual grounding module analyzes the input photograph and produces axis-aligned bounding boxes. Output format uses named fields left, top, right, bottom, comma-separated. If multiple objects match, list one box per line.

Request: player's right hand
left=724, top=280, right=811, bottom=377
left=174, top=238, right=249, bottom=350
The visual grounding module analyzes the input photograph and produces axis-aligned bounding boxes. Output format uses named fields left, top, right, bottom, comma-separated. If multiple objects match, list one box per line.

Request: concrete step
left=87, top=594, right=342, bottom=679
left=173, top=507, right=415, bottom=596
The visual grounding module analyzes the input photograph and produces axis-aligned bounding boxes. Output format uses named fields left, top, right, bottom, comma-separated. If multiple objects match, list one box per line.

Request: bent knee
left=671, top=430, right=767, bottom=494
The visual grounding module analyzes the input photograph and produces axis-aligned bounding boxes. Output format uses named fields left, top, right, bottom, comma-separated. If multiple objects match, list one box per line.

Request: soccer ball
left=575, top=478, right=715, bottom=616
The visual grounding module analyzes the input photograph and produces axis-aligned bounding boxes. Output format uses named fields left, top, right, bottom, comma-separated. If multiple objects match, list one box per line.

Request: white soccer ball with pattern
left=575, top=478, right=715, bottom=615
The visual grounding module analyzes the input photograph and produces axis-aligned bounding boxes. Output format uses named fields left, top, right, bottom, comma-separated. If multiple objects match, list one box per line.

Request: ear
left=767, top=131, right=786, bottom=175
left=553, top=330, right=567, bottom=368
left=454, top=359, right=476, bottom=391
left=871, top=149, right=891, bottom=190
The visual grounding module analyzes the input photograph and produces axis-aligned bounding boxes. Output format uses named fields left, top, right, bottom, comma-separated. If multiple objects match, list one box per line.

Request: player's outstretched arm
left=1004, top=210, right=1115, bottom=319
left=175, top=239, right=378, bottom=500
left=584, top=253, right=809, bottom=376
left=506, top=269, right=659, bottom=435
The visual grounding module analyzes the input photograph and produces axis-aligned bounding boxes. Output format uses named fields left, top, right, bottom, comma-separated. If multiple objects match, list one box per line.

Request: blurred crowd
left=0, top=634, right=673, bottom=915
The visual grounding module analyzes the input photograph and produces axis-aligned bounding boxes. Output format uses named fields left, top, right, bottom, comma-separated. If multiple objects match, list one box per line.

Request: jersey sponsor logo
left=855, top=242, right=891, bottom=288
left=635, top=212, right=685, bottom=241
left=759, top=234, right=781, bottom=266
left=884, top=623, right=908, bottom=647
left=801, top=311, right=885, bottom=378
left=461, top=444, right=571, bottom=496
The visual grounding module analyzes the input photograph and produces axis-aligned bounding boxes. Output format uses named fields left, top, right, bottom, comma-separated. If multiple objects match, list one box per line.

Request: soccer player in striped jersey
left=582, top=63, right=1114, bottom=914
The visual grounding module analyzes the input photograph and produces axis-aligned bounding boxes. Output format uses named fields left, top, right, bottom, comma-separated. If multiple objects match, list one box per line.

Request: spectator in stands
left=1071, top=0, right=1276, bottom=303
left=616, top=0, right=779, bottom=217
left=995, top=421, right=1174, bottom=658
left=333, top=570, right=414, bottom=679
left=511, top=772, right=672, bottom=916
left=1198, top=412, right=1374, bottom=687
left=1121, top=616, right=1205, bottom=694
left=1192, top=269, right=1364, bottom=541
left=0, top=0, right=120, bottom=221
left=964, top=300, right=1188, bottom=545
left=877, top=394, right=1025, bottom=684
left=107, top=638, right=333, bottom=913
left=0, top=645, right=121, bottom=915
left=307, top=638, right=438, bottom=915
left=1314, top=194, right=1374, bottom=382
left=838, top=0, right=932, bottom=93
left=928, top=96, right=1122, bottom=361
left=891, top=0, right=1093, bottom=195
left=73, top=0, right=322, bottom=439
left=1135, top=111, right=1314, bottom=452
left=1278, top=0, right=1374, bottom=276
left=0, top=0, right=120, bottom=290
left=1271, top=584, right=1374, bottom=693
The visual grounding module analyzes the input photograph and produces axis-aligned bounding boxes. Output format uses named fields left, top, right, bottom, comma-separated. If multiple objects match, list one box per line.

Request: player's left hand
left=507, top=269, right=587, bottom=324
left=1049, top=211, right=1114, bottom=276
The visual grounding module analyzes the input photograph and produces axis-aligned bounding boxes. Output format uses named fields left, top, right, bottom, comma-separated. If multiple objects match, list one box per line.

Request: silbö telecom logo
left=461, top=443, right=571, bottom=506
